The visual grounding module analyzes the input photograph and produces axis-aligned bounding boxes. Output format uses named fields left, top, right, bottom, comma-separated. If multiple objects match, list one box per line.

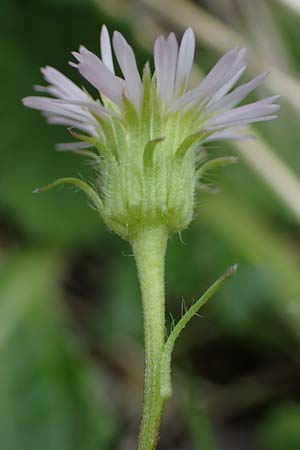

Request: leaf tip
left=229, top=156, right=239, bottom=164
left=227, top=263, right=238, bottom=277
left=33, top=187, right=42, bottom=194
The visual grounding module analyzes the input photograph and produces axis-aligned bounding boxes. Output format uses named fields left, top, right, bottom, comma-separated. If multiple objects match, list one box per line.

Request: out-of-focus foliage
left=260, top=403, right=300, bottom=450
left=181, top=375, right=219, bottom=450
left=2, top=0, right=300, bottom=449
left=0, top=0, right=107, bottom=246
left=97, top=257, right=143, bottom=343
left=0, top=251, right=117, bottom=450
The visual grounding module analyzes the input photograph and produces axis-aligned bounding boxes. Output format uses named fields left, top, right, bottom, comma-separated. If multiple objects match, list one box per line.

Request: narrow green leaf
left=143, top=138, right=164, bottom=168
left=160, top=264, right=238, bottom=399
left=68, top=128, right=116, bottom=161
left=123, top=94, right=139, bottom=125
left=68, top=129, right=97, bottom=146
left=61, top=149, right=101, bottom=161
left=180, top=374, right=220, bottom=450
left=197, top=156, right=239, bottom=180
left=175, top=132, right=204, bottom=158
left=33, top=177, right=104, bottom=218
left=0, top=251, right=117, bottom=450
left=141, top=62, right=154, bottom=142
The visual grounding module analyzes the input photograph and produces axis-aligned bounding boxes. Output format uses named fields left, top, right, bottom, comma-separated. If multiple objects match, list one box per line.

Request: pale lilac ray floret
left=22, top=25, right=279, bottom=149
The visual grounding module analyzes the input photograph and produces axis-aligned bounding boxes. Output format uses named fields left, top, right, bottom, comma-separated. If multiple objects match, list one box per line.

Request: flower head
left=23, top=26, right=279, bottom=240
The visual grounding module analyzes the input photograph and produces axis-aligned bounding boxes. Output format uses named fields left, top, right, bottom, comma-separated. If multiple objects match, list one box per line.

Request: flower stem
left=131, top=226, right=168, bottom=450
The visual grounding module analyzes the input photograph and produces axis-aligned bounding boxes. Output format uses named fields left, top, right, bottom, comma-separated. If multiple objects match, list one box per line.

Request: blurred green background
left=2, top=0, right=300, bottom=449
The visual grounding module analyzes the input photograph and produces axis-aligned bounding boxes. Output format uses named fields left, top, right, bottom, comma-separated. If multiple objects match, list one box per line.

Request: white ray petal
left=56, top=142, right=93, bottom=151
left=203, top=128, right=254, bottom=143
left=52, top=99, right=119, bottom=118
left=43, top=111, right=98, bottom=136
left=174, top=28, right=195, bottom=95
left=258, top=95, right=281, bottom=105
left=34, top=85, right=65, bottom=99
left=45, top=115, right=96, bottom=134
left=154, top=35, right=169, bottom=101
left=199, top=47, right=246, bottom=101
left=206, top=98, right=279, bottom=129
left=207, top=115, right=278, bottom=129
left=154, top=33, right=179, bottom=104
left=208, top=72, right=270, bottom=112
left=100, top=25, right=115, bottom=74
left=113, top=31, right=142, bottom=110
left=209, top=65, right=246, bottom=105
left=165, top=33, right=179, bottom=102
left=170, top=47, right=246, bottom=112
left=71, top=47, right=124, bottom=106
left=41, top=66, right=87, bottom=100
left=22, top=96, right=97, bottom=124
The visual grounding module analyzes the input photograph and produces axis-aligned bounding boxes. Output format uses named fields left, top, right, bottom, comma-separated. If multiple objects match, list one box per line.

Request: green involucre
left=90, top=65, right=208, bottom=240
left=35, top=65, right=235, bottom=242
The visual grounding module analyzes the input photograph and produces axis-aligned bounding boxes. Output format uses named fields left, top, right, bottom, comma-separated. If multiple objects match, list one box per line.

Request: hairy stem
left=131, top=226, right=168, bottom=450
